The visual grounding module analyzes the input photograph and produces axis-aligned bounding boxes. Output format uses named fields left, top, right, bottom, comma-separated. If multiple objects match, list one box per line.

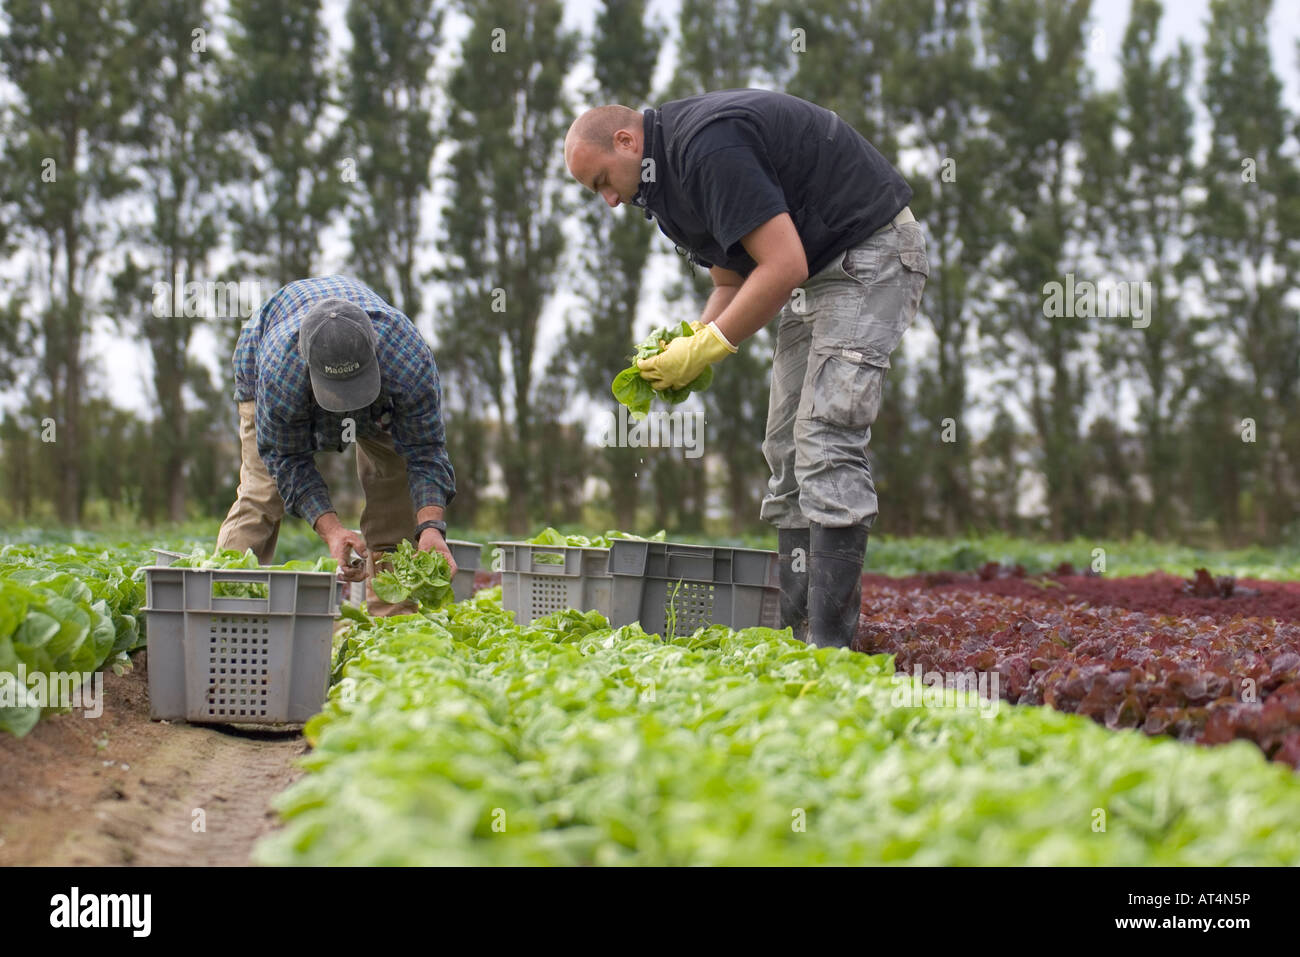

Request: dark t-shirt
left=684, top=121, right=791, bottom=266
left=635, top=89, right=913, bottom=277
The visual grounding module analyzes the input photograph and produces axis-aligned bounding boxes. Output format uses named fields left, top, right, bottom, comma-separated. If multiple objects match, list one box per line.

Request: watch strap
left=415, top=518, right=447, bottom=539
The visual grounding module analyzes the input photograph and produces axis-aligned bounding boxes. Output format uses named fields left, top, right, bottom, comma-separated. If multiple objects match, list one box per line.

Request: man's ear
left=614, top=128, right=635, bottom=152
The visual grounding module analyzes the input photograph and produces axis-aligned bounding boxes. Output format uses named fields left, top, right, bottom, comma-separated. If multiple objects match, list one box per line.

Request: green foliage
left=0, top=522, right=330, bottom=563
left=524, top=527, right=666, bottom=549
left=343, top=0, right=442, bottom=317
left=257, top=588, right=1300, bottom=866
left=0, top=543, right=148, bottom=735
left=166, top=547, right=336, bottom=598
left=865, top=534, right=1300, bottom=580
left=611, top=321, right=715, bottom=419
left=509, top=527, right=667, bottom=565
left=167, top=547, right=335, bottom=573
left=370, top=540, right=454, bottom=610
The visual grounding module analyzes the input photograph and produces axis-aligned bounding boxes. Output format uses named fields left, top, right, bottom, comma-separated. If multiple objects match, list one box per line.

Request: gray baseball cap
left=298, top=298, right=381, bottom=413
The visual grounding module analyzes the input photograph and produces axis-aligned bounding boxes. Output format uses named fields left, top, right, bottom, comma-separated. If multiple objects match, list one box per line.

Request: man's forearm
left=712, top=263, right=803, bottom=346
left=698, top=284, right=740, bottom=326
left=313, top=511, right=343, bottom=541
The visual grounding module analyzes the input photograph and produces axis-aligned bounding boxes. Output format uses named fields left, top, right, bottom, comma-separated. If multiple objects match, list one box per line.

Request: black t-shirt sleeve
left=682, top=120, right=790, bottom=263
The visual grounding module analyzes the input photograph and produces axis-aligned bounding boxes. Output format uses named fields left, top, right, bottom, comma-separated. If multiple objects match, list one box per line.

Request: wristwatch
left=415, top=518, right=447, bottom=539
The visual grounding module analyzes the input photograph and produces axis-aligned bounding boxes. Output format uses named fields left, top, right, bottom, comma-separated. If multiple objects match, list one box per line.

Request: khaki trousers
left=216, top=400, right=417, bottom=616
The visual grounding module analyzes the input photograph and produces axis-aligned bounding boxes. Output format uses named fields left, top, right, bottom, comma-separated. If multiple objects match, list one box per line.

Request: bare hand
left=418, top=527, right=458, bottom=579
left=326, top=528, right=368, bottom=582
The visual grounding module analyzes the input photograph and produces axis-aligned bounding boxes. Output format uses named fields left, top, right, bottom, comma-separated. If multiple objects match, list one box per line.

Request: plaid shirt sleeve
left=255, top=342, right=335, bottom=525
left=379, top=318, right=456, bottom=511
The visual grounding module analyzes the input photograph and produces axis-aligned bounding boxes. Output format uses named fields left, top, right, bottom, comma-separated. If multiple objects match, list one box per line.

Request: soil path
left=0, top=649, right=307, bottom=866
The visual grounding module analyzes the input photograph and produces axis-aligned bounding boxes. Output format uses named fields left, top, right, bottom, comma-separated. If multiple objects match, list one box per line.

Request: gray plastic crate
left=609, top=540, right=781, bottom=637
left=448, top=539, right=482, bottom=602
left=143, top=565, right=339, bottom=725
left=491, top=541, right=611, bottom=623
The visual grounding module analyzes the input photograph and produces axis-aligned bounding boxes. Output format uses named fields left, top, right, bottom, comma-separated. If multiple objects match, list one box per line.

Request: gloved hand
left=637, top=322, right=736, bottom=391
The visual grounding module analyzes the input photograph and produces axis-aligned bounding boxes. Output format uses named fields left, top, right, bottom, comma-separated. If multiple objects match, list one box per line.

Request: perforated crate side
left=491, top=541, right=612, bottom=623
left=448, top=539, right=482, bottom=602
left=608, top=540, right=781, bottom=635
left=143, top=566, right=338, bottom=725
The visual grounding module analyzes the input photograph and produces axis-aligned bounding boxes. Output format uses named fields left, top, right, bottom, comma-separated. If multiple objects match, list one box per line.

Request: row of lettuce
left=256, top=587, right=1300, bottom=866
left=0, top=543, right=151, bottom=735
left=0, top=533, right=626, bottom=736
left=0, top=543, right=333, bottom=736
left=8, top=538, right=1300, bottom=864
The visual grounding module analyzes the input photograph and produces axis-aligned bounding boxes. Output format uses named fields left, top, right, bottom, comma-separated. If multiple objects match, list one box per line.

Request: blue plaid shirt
left=233, top=276, right=456, bottom=525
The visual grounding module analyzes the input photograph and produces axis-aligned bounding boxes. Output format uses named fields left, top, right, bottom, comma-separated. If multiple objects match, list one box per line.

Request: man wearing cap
left=216, top=276, right=457, bottom=615
left=564, top=89, right=928, bottom=650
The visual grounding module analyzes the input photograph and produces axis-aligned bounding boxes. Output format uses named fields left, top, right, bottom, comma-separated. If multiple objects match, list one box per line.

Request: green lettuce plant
left=370, top=540, right=454, bottom=610
left=256, top=589, right=1300, bottom=867
left=611, top=320, right=714, bottom=419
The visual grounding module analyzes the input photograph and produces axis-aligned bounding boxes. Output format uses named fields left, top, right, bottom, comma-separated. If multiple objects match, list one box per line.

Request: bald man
left=565, top=89, right=928, bottom=650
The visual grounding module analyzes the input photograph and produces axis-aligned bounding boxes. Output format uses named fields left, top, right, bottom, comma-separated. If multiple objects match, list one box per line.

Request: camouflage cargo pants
left=760, top=216, right=929, bottom=529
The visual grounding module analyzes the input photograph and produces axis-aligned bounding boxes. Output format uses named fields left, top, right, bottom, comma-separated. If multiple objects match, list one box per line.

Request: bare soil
left=0, top=649, right=307, bottom=866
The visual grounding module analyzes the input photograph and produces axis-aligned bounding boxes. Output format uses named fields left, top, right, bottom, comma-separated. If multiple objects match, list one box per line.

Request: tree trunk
left=608, top=446, right=639, bottom=531
left=59, top=301, right=83, bottom=525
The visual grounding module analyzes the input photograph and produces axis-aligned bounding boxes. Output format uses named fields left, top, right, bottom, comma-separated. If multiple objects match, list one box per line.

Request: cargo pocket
left=805, top=345, right=886, bottom=430
left=839, top=244, right=883, bottom=286
left=898, top=234, right=930, bottom=278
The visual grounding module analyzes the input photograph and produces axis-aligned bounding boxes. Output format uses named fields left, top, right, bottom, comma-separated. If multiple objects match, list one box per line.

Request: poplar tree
left=1081, top=0, right=1199, bottom=538
left=439, top=0, right=578, bottom=535
left=0, top=0, right=134, bottom=522
left=566, top=0, right=663, bottom=530
left=113, top=0, right=229, bottom=522
left=223, top=0, right=344, bottom=285
left=344, top=0, right=443, bottom=319
left=1195, top=0, right=1300, bottom=540
left=978, top=0, right=1096, bottom=538
left=665, top=0, right=785, bottom=534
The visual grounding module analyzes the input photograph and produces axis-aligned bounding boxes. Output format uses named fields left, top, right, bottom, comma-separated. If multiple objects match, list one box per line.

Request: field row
left=0, top=544, right=147, bottom=735
left=255, top=588, right=1300, bottom=866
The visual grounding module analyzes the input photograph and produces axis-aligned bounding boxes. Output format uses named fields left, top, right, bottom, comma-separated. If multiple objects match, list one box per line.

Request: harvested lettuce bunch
left=611, top=320, right=714, bottom=419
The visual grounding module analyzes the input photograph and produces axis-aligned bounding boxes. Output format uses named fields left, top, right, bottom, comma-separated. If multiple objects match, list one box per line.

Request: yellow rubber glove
left=637, top=322, right=737, bottom=391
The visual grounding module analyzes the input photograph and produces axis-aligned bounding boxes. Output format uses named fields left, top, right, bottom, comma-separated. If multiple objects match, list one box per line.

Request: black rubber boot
left=777, top=527, right=811, bottom=643
left=808, top=523, right=868, bottom=649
